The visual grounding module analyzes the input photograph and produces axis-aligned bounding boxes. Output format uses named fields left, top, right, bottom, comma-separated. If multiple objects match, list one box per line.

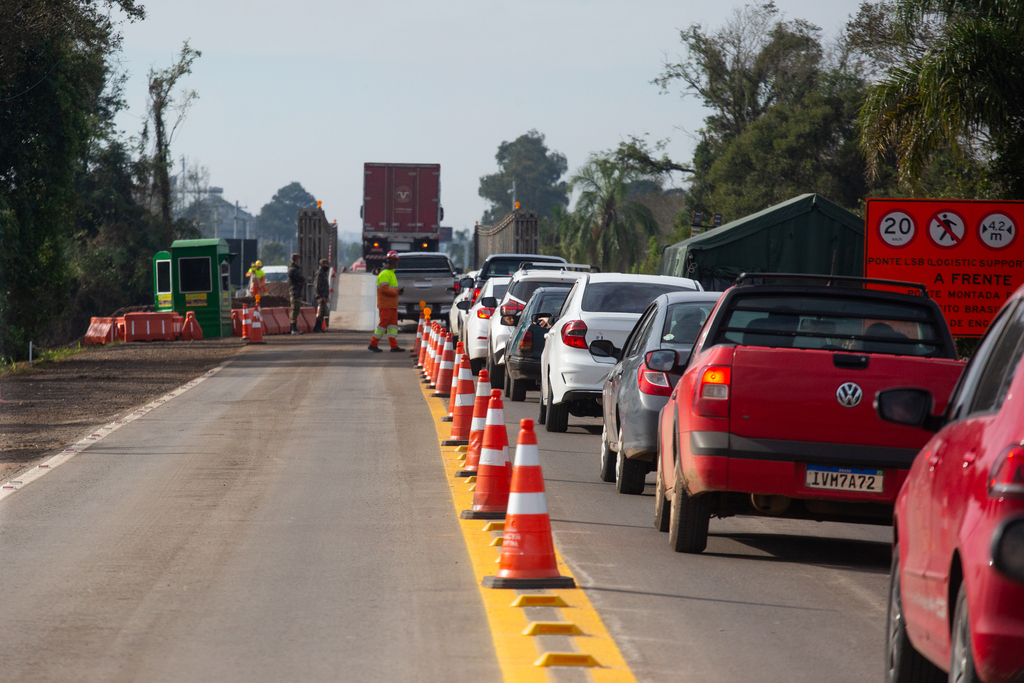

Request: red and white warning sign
left=865, top=198, right=1024, bottom=337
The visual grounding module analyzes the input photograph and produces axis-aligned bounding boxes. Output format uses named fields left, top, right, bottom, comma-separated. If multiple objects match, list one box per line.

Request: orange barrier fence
left=124, top=312, right=178, bottom=342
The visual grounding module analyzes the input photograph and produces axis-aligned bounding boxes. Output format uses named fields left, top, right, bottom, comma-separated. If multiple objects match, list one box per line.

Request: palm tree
left=560, top=154, right=661, bottom=272
left=859, top=0, right=1024, bottom=194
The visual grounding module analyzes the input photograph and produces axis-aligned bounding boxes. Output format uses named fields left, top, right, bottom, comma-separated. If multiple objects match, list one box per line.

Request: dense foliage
left=478, top=130, right=569, bottom=225
left=257, top=182, right=316, bottom=246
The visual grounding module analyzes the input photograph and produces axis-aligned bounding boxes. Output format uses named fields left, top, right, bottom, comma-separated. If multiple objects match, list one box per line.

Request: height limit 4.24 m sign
left=864, top=198, right=1024, bottom=337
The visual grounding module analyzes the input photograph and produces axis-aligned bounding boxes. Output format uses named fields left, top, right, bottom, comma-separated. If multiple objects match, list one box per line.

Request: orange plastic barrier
left=84, top=317, right=116, bottom=345
left=298, top=307, right=316, bottom=333
left=180, top=311, right=203, bottom=341
left=124, top=312, right=177, bottom=342
left=268, top=307, right=290, bottom=334
left=260, top=307, right=283, bottom=335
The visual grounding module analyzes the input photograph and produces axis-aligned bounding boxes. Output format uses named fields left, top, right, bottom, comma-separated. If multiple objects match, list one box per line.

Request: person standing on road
left=247, top=260, right=267, bottom=307
left=288, top=253, right=305, bottom=335
left=313, top=258, right=331, bottom=333
left=368, top=251, right=404, bottom=353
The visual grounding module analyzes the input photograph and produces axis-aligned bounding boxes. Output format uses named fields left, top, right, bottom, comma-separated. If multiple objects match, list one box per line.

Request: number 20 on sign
left=864, top=198, right=1024, bottom=337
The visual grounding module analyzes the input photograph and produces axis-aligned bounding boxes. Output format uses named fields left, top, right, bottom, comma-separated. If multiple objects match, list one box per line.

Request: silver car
left=595, top=290, right=722, bottom=494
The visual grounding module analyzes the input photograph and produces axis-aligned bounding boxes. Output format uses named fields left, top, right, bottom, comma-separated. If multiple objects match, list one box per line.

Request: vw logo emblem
left=836, top=382, right=863, bottom=408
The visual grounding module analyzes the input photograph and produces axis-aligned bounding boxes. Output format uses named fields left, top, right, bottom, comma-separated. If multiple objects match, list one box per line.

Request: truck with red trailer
left=361, top=163, right=443, bottom=272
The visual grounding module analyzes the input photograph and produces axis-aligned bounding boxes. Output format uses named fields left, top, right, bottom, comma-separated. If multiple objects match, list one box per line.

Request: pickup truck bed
left=656, top=279, right=964, bottom=552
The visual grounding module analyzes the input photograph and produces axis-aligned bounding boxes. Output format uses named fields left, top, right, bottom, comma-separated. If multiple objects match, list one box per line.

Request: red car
left=878, top=284, right=1024, bottom=683
left=654, top=274, right=964, bottom=553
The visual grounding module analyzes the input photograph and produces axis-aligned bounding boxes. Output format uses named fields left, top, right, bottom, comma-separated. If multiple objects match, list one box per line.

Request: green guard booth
left=169, top=239, right=234, bottom=338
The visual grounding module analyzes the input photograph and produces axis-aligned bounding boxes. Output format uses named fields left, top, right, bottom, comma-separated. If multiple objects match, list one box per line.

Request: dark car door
left=605, top=304, right=659, bottom=439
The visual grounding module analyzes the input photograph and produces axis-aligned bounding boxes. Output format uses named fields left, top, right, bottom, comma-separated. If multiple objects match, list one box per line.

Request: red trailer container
left=361, top=163, right=442, bottom=271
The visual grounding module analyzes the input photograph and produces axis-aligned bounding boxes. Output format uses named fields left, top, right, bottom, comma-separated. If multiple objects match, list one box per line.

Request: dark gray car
left=598, top=290, right=722, bottom=494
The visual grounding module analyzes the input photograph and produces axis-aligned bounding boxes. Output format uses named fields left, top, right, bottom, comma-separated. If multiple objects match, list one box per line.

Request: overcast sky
left=113, top=0, right=866, bottom=239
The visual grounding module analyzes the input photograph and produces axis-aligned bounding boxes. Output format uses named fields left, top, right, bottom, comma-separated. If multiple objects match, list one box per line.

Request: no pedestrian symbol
left=927, top=211, right=965, bottom=249
left=978, top=212, right=1017, bottom=250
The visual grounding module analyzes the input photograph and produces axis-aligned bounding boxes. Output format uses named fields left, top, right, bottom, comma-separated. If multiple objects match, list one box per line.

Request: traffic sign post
left=864, top=199, right=1024, bottom=337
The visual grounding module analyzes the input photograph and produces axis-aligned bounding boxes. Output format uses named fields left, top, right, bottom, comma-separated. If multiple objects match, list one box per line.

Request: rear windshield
left=662, top=302, right=714, bottom=346
left=717, top=294, right=945, bottom=356
left=486, top=284, right=508, bottom=301
left=531, top=290, right=570, bottom=316
left=264, top=272, right=287, bottom=283
left=581, top=282, right=692, bottom=314
left=395, top=256, right=451, bottom=272
left=483, top=257, right=563, bottom=278
left=509, top=280, right=570, bottom=304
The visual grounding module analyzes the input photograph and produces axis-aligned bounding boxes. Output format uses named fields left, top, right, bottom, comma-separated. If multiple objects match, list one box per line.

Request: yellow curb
left=522, top=621, right=583, bottom=636
left=534, top=652, right=601, bottom=668
left=511, top=594, right=569, bottom=608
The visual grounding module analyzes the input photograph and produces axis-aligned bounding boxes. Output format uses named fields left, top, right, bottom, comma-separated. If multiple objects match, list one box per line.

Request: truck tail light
left=693, top=366, right=731, bottom=418
left=637, top=364, right=672, bottom=396
left=519, top=329, right=533, bottom=354
left=560, top=320, right=588, bottom=349
left=500, top=301, right=525, bottom=317
left=989, top=446, right=1024, bottom=499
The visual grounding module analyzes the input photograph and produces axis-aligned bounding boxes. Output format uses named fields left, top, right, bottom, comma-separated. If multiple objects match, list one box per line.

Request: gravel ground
left=0, top=338, right=248, bottom=481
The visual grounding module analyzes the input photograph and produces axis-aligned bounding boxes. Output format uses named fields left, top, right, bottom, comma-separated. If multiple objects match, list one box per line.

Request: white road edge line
left=0, top=360, right=235, bottom=502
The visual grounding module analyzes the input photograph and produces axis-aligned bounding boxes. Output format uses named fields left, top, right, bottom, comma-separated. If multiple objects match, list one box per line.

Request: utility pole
left=233, top=201, right=239, bottom=239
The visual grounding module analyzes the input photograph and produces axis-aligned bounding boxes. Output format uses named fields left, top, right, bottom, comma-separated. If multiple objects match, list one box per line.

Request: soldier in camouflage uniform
left=313, top=258, right=331, bottom=332
left=287, top=253, right=305, bottom=335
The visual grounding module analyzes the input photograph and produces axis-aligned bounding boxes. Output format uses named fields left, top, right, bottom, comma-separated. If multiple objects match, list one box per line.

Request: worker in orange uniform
left=247, top=260, right=267, bottom=307
left=368, top=251, right=404, bottom=353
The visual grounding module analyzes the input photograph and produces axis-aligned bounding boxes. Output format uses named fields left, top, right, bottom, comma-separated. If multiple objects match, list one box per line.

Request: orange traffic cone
left=181, top=311, right=204, bottom=341
left=457, top=369, right=491, bottom=477
left=249, top=307, right=265, bottom=344
left=413, top=313, right=425, bottom=362
left=442, top=341, right=466, bottom=422
left=444, top=354, right=474, bottom=445
left=422, top=323, right=438, bottom=384
left=242, top=304, right=251, bottom=339
left=417, top=316, right=430, bottom=369
left=460, top=389, right=510, bottom=520
left=429, top=326, right=444, bottom=388
left=482, top=419, right=575, bottom=589
left=432, top=333, right=455, bottom=397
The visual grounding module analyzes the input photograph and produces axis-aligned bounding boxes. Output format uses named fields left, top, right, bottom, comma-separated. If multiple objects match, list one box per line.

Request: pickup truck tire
left=545, top=384, right=569, bottom=433
left=509, top=376, right=527, bottom=402
left=668, top=458, right=710, bottom=553
left=599, top=426, right=616, bottom=482
left=487, top=354, right=505, bottom=392
left=615, top=426, right=646, bottom=495
left=654, top=454, right=670, bottom=532
left=470, top=357, right=485, bottom=376
left=885, top=547, right=945, bottom=683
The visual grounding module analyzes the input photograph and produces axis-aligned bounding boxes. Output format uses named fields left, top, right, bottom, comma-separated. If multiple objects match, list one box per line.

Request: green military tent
left=659, top=193, right=864, bottom=290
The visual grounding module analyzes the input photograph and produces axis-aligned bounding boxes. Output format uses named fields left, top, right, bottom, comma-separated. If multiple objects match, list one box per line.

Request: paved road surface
left=0, top=331, right=891, bottom=682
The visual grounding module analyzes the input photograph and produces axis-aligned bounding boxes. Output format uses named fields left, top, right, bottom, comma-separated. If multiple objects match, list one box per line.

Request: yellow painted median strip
left=420, top=380, right=638, bottom=683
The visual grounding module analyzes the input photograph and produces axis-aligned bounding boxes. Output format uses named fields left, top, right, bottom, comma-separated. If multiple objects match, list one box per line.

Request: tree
left=478, top=130, right=568, bottom=224
left=260, top=242, right=287, bottom=265
left=858, top=0, right=1024, bottom=196
left=258, top=182, right=316, bottom=245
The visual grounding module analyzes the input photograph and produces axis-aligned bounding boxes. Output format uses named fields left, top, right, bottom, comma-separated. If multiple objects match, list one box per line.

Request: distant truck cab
left=361, top=163, right=443, bottom=272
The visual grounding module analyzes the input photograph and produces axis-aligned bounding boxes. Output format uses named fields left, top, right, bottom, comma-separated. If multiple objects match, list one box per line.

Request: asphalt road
left=0, top=329, right=891, bottom=683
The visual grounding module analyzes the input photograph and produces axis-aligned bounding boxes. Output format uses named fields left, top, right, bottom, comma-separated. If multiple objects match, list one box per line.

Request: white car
left=539, top=273, right=703, bottom=433
left=448, top=270, right=478, bottom=341
left=458, top=276, right=511, bottom=374
left=486, top=266, right=589, bottom=391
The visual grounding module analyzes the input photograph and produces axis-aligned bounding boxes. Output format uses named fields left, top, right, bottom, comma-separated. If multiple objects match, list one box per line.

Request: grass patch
left=0, top=343, right=91, bottom=376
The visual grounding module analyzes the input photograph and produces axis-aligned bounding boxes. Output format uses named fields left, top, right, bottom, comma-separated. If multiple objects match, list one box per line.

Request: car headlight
left=992, top=516, right=1024, bottom=583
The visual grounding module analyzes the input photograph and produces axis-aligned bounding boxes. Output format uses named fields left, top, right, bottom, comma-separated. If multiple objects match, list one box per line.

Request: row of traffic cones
left=414, top=304, right=574, bottom=589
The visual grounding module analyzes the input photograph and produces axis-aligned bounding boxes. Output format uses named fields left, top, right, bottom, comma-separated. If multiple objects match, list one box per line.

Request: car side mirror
left=589, top=339, right=620, bottom=360
left=459, top=277, right=474, bottom=289
left=480, top=296, right=498, bottom=308
left=874, top=388, right=941, bottom=431
left=645, top=349, right=678, bottom=373
left=456, top=300, right=472, bottom=311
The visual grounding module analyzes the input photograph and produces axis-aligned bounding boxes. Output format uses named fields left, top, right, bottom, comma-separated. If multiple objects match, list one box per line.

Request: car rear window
left=483, top=257, right=563, bottom=278
left=509, top=280, right=569, bottom=303
left=717, top=294, right=945, bottom=356
left=581, top=283, right=691, bottom=314
left=395, top=256, right=451, bottom=272
left=533, top=290, right=570, bottom=316
left=487, top=284, right=508, bottom=301
left=662, top=302, right=714, bottom=346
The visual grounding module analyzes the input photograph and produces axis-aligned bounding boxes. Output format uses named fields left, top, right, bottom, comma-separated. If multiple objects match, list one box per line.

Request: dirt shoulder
left=0, top=339, right=248, bottom=481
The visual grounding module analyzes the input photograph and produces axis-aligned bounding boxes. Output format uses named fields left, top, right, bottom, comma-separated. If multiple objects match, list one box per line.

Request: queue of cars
left=439, top=256, right=1022, bottom=683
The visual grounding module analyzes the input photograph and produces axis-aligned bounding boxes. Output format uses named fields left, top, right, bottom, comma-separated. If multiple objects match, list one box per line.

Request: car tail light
left=471, top=287, right=481, bottom=304
left=478, top=307, right=494, bottom=319
left=560, top=320, right=588, bottom=349
left=500, top=301, right=525, bottom=317
left=637, top=364, right=671, bottom=396
left=693, top=366, right=731, bottom=418
left=519, top=329, right=533, bottom=354
left=989, top=446, right=1024, bottom=498
left=453, top=281, right=461, bottom=294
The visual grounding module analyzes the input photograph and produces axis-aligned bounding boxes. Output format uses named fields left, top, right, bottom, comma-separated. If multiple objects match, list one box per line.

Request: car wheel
left=509, top=375, right=527, bottom=402
left=654, top=452, right=670, bottom=532
left=615, top=426, right=646, bottom=495
left=885, top=546, right=945, bottom=683
left=949, top=583, right=981, bottom=683
left=538, top=389, right=547, bottom=425
left=469, top=356, right=485, bottom=376
left=503, top=367, right=511, bottom=398
left=599, top=425, right=615, bottom=482
left=488, top=354, right=505, bottom=391
left=668, top=457, right=710, bottom=553
left=545, top=383, right=568, bottom=433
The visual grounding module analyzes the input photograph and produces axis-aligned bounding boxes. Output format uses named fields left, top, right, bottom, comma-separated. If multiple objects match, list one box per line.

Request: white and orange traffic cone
left=460, top=389, right=510, bottom=520
left=417, top=316, right=430, bottom=369
left=429, top=325, right=444, bottom=388
left=423, top=323, right=438, bottom=384
left=248, top=307, right=265, bottom=344
left=482, top=419, right=575, bottom=589
left=413, top=313, right=425, bottom=362
left=242, top=304, right=251, bottom=339
left=432, top=333, right=455, bottom=397
left=457, top=369, right=491, bottom=477
left=443, top=354, right=474, bottom=446
left=442, top=341, right=466, bottom=422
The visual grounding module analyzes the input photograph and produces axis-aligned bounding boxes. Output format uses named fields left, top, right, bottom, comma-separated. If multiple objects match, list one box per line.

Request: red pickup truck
left=653, top=274, right=965, bottom=553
